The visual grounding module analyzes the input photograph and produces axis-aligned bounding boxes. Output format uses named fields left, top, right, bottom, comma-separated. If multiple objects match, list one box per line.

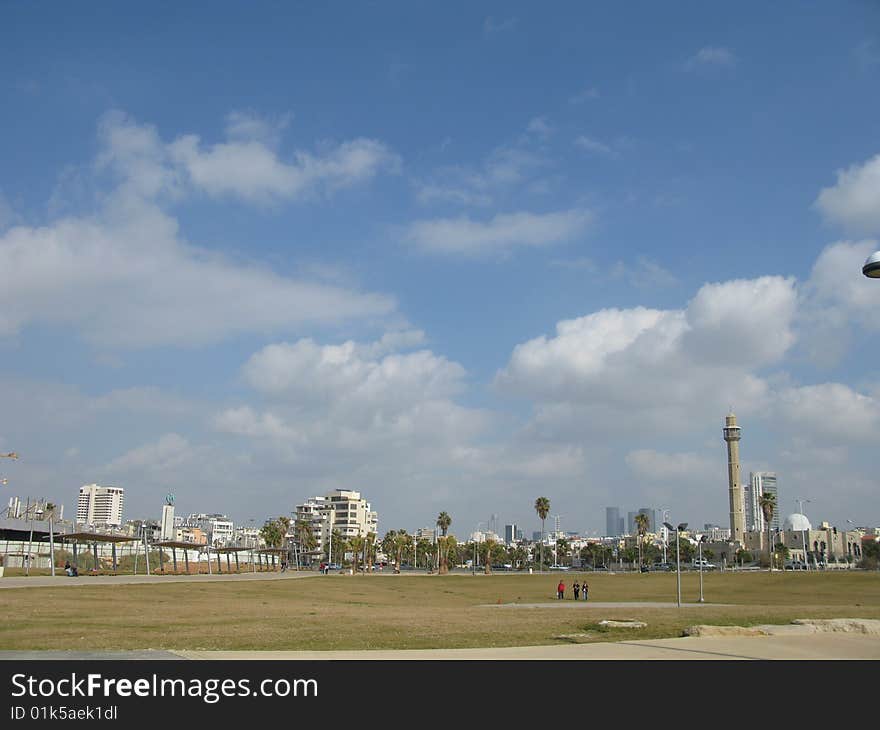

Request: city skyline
left=1, top=4, right=879, bottom=534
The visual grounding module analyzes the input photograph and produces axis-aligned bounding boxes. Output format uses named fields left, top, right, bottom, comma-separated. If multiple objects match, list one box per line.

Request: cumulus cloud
left=815, top=153, right=880, bottom=233
left=97, top=109, right=399, bottom=206
left=169, top=135, right=398, bottom=205
left=405, top=208, right=592, bottom=255
left=0, top=111, right=398, bottom=348
left=799, top=240, right=880, bottom=365
left=496, top=275, right=797, bottom=429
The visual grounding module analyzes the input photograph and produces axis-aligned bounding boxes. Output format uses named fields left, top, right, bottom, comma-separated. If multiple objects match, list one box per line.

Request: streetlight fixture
left=698, top=535, right=707, bottom=603
left=863, top=250, right=880, bottom=278
left=472, top=522, right=484, bottom=575
left=664, top=521, right=687, bottom=608
left=796, top=498, right=811, bottom=571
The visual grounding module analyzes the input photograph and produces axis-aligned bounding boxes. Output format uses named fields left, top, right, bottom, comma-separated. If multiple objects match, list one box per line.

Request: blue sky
left=1, top=2, right=879, bottom=537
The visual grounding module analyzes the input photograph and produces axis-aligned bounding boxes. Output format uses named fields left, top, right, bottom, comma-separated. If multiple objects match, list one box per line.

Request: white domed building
left=783, top=513, right=812, bottom=532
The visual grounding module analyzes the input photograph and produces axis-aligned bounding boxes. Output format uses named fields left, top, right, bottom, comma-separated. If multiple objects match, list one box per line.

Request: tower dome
left=783, top=513, right=811, bottom=531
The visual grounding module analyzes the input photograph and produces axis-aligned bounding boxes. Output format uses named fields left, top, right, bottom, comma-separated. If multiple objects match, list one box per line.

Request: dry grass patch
left=1, top=571, right=878, bottom=651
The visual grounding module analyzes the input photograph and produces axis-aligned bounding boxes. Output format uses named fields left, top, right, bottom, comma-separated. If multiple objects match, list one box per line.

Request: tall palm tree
left=483, top=537, right=496, bottom=574
left=437, top=511, right=452, bottom=574
left=534, top=497, right=550, bottom=572
left=348, top=535, right=365, bottom=573
left=759, top=493, right=777, bottom=570
left=634, top=513, right=650, bottom=571
left=365, top=532, right=376, bottom=572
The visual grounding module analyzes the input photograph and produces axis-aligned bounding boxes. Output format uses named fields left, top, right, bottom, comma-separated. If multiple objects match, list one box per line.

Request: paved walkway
left=2, top=633, right=878, bottom=660
left=0, top=571, right=318, bottom=589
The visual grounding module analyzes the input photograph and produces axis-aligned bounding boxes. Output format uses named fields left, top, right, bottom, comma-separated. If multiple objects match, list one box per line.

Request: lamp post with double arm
left=664, top=521, right=687, bottom=608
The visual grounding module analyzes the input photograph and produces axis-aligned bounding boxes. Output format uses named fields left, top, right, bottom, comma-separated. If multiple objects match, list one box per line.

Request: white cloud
left=97, top=109, right=399, bottom=206
left=527, top=116, right=554, bottom=138
left=105, top=433, right=191, bottom=472
left=574, top=135, right=613, bottom=156
left=413, top=143, right=547, bottom=208
left=799, top=240, right=880, bottom=365
left=611, top=256, right=679, bottom=288
left=626, top=449, right=720, bottom=482
left=405, top=208, right=592, bottom=255
left=773, top=383, right=879, bottom=444
left=815, top=154, right=880, bottom=233
left=224, top=110, right=293, bottom=147
left=684, top=46, right=737, bottom=70
left=496, top=276, right=797, bottom=429
left=241, top=338, right=466, bottom=407
left=169, top=135, right=399, bottom=205
left=0, top=202, right=395, bottom=347
left=0, top=111, right=401, bottom=348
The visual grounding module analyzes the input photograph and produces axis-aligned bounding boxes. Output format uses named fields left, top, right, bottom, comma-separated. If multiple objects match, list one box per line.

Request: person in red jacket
left=557, top=579, right=565, bottom=599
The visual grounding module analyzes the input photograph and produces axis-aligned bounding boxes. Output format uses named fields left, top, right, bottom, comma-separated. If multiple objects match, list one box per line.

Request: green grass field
left=1, top=571, right=878, bottom=651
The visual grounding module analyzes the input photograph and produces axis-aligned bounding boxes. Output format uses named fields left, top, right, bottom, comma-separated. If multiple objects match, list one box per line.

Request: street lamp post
left=664, top=521, right=687, bottom=608
left=698, top=536, right=707, bottom=603
left=473, top=522, right=484, bottom=576
left=797, top=498, right=811, bottom=571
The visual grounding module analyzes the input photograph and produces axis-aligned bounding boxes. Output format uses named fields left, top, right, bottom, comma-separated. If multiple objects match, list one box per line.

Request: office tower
left=77, top=484, right=124, bottom=527
left=606, top=507, right=620, bottom=537
left=723, top=412, right=745, bottom=544
left=504, top=524, right=517, bottom=544
left=747, top=472, right=779, bottom=533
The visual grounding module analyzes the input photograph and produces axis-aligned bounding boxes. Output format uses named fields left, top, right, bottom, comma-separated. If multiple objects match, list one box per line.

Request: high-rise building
left=77, top=484, right=124, bottom=527
left=747, top=472, right=779, bottom=534
left=637, top=507, right=656, bottom=533
left=723, top=412, right=745, bottom=544
left=605, top=507, right=620, bottom=538
left=504, top=524, right=518, bottom=544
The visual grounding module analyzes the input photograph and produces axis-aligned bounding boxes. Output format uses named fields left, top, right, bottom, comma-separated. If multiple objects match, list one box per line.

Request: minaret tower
left=723, top=412, right=745, bottom=544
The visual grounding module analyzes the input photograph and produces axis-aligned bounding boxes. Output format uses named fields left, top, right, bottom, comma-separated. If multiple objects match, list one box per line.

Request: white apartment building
left=77, top=484, right=124, bottom=527
left=294, top=490, right=378, bottom=554
left=185, top=513, right=234, bottom=546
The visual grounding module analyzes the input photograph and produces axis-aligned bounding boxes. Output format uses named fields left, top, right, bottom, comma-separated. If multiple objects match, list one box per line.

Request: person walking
left=557, top=579, right=565, bottom=600
left=573, top=581, right=580, bottom=600
left=582, top=581, right=589, bottom=601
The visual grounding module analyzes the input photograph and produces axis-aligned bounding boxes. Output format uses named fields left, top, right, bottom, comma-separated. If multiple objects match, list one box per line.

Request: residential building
left=746, top=472, right=779, bottom=534
left=184, top=513, right=234, bottom=546
left=294, top=489, right=378, bottom=555
left=77, top=484, right=124, bottom=527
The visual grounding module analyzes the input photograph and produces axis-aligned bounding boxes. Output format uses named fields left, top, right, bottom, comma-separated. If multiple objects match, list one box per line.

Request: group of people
left=63, top=561, right=79, bottom=577
left=556, top=579, right=588, bottom=601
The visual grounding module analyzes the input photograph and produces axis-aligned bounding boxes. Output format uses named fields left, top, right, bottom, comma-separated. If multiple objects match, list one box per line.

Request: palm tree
left=44, top=502, right=57, bottom=576
left=634, top=513, right=650, bottom=571
left=364, top=532, right=376, bottom=572
left=482, top=537, right=496, bottom=574
left=348, top=535, right=365, bottom=573
left=437, top=511, right=452, bottom=574
left=555, top=537, right=569, bottom=567
left=759, top=493, right=777, bottom=570
left=534, top=497, right=550, bottom=572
